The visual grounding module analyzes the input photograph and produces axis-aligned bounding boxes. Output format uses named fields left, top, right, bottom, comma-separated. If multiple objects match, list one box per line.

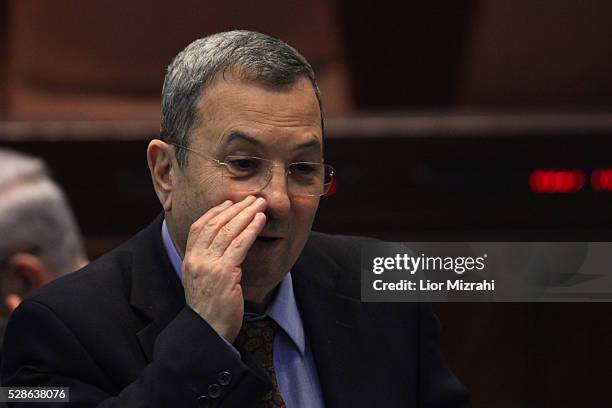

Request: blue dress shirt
left=161, top=220, right=324, bottom=408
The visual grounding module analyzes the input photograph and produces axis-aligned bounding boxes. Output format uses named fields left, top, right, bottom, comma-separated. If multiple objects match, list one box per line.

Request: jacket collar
left=129, top=214, right=185, bottom=361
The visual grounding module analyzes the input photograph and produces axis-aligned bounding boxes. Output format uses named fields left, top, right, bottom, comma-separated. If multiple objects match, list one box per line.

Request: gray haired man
left=0, top=149, right=87, bottom=343
left=2, top=31, right=468, bottom=407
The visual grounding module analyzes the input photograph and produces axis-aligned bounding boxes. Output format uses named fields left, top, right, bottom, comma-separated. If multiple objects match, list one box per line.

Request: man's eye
left=292, top=163, right=318, bottom=175
left=226, top=157, right=261, bottom=173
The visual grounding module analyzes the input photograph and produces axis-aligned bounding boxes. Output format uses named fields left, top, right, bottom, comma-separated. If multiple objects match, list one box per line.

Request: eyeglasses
left=172, top=143, right=334, bottom=197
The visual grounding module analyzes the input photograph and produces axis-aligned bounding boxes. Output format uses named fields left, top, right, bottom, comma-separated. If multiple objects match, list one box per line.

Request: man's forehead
left=200, top=76, right=319, bottom=117
left=193, top=76, right=323, bottom=149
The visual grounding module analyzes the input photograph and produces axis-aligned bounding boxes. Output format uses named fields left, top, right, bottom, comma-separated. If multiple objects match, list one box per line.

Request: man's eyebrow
left=221, top=130, right=322, bottom=151
left=222, top=131, right=262, bottom=147
left=294, top=138, right=322, bottom=152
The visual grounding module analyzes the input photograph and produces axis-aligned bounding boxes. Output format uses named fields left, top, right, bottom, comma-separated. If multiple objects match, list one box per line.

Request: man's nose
left=258, top=167, right=291, bottom=219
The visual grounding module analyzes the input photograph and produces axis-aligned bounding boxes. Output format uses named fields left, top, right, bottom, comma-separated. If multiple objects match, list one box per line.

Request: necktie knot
left=236, top=318, right=276, bottom=368
left=235, top=317, right=286, bottom=408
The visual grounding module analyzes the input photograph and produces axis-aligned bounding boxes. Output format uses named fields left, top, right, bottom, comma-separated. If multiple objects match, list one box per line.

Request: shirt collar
left=162, top=218, right=183, bottom=278
left=265, top=273, right=305, bottom=355
left=161, top=218, right=306, bottom=356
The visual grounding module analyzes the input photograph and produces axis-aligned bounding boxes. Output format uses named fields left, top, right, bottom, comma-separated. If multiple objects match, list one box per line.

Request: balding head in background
left=0, top=149, right=88, bottom=324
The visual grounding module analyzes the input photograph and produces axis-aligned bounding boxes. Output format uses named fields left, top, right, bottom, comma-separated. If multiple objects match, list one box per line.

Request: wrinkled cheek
left=183, top=172, right=222, bottom=216
left=294, top=198, right=320, bottom=251
left=191, top=170, right=257, bottom=209
left=297, top=197, right=320, bottom=230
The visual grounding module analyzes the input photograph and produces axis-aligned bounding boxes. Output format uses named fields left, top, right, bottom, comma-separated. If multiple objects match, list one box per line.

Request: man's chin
left=240, top=237, right=304, bottom=287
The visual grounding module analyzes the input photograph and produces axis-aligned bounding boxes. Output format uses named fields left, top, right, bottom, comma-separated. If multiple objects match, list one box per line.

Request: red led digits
left=591, top=168, right=612, bottom=191
left=530, top=169, right=585, bottom=193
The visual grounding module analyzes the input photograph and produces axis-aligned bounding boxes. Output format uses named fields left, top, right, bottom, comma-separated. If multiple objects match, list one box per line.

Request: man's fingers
left=224, top=212, right=266, bottom=265
left=187, top=195, right=257, bottom=252
left=185, top=199, right=233, bottom=252
left=208, top=197, right=267, bottom=256
left=196, top=200, right=234, bottom=228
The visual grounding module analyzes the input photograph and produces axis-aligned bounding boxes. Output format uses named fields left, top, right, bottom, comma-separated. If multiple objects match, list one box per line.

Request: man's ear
left=147, top=139, right=175, bottom=211
left=4, top=252, right=51, bottom=314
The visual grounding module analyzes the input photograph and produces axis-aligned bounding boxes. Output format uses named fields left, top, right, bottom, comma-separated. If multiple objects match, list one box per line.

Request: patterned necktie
left=235, top=317, right=286, bottom=408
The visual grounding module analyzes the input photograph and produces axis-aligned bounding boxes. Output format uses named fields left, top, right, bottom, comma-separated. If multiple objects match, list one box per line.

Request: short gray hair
left=160, top=30, right=323, bottom=167
left=0, top=149, right=86, bottom=280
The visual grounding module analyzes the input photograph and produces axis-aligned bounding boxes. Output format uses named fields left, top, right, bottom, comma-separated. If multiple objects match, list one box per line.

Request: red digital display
left=530, top=169, right=585, bottom=193
left=591, top=168, right=612, bottom=191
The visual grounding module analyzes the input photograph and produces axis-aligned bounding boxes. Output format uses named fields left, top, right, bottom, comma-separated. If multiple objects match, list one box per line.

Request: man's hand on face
left=182, top=195, right=267, bottom=342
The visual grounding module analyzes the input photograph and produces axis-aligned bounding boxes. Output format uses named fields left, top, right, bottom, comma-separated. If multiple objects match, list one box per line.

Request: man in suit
left=1, top=30, right=468, bottom=407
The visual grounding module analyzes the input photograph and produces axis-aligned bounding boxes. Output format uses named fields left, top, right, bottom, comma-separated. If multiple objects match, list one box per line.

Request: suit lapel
left=292, top=239, right=365, bottom=408
left=128, top=214, right=185, bottom=362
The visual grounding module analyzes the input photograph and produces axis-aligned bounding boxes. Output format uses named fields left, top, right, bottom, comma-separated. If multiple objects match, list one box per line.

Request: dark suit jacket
left=1, top=216, right=468, bottom=407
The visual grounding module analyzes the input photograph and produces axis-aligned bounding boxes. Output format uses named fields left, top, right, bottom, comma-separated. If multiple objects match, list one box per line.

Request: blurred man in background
left=0, top=149, right=88, bottom=343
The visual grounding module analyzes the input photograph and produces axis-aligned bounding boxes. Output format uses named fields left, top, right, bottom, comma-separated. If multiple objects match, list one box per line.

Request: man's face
left=171, top=75, right=322, bottom=291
